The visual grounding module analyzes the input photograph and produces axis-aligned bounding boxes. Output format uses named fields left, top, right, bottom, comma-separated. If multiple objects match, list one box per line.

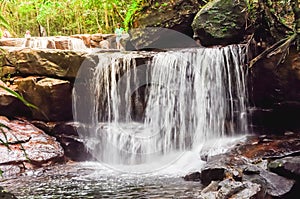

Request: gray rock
left=192, top=0, right=247, bottom=46
left=130, top=0, right=202, bottom=49
left=217, top=179, right=245, bottom=198
left=268, top=156, right=300, bottom=179
left=245, top=164, right=295, bottom=197
left=183, top=171, right=201, bottom=181
left=201, top=181, right=219, bottom=194
left=230, top=181, right=262, bottom=199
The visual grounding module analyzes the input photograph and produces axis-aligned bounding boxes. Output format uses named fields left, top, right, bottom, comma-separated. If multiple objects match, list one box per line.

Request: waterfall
left=22, top=37, right=87, bottom=50
left=73, top=45, right=248, bottom=168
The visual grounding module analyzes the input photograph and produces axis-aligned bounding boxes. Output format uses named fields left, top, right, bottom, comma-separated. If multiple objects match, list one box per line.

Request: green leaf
left=0, top=85, right=38, bottom=110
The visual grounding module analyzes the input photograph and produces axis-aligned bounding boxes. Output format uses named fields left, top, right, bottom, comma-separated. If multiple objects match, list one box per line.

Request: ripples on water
left=1, top=162, right=203, bottom=198
left=1, top=136, right=246, bottom=198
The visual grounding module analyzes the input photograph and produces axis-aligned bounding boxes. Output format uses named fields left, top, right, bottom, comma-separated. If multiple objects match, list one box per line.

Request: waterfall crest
left=73, top=45, right=248, bottom=167
left=22, top=37, right=87, bottom=50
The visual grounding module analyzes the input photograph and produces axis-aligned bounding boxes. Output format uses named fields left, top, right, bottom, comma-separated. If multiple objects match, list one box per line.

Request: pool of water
left=1, top=162, right=203, bottom=198
left=1, top=136, right=247, bottom=198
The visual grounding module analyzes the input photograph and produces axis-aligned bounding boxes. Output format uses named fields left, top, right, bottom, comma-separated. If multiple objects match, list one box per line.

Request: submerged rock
left=0, top=116, right=64, bottom=177
left=192, top=0, right=247, bottom=46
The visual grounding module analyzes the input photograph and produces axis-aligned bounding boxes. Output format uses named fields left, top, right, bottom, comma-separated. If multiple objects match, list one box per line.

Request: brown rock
left=0, top=38, right=25, bottom=47
left=71, top=34, right=91, bottom=47
left=0, top=66, right=16, bottom=77
left=51, top=122, right=92, bottom=161
left=14, top=76, right=72, bottom=121
left=0, top=80, right=30, bottom=117
left=1, top=47, right=95, bottom=79
left=53, top=37, right=70, bottom=50
left=234, top=134, right=300, bottom=160
left=0, top=116, right=64, bottom=176
left=91, top=33, right=103, bottom=42
left=90, top=40, right=100, bottom=48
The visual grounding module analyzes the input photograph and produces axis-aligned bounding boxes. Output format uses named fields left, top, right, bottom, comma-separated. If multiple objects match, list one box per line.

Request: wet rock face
left=31, top=121, right=92, bottom=161
left=192, top=0, right=247, bottom=46
left=51, top=122, right=93, bottom=161
left=0, top=116, right=64, bottom=177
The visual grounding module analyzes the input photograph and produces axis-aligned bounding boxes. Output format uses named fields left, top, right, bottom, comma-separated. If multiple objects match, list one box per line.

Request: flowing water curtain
left=73, top=45, right=249, bottom=165
left=144, top=46, right=248, bottom=155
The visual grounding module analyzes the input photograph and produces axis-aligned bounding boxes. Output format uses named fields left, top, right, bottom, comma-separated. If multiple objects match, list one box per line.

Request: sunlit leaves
left=1, top=0, right=139, bottom=36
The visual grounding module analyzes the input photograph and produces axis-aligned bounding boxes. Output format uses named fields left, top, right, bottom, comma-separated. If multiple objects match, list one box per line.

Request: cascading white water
left=73, top=45, right=248, bottom=168
left=22, top=37, right=87, bottom=50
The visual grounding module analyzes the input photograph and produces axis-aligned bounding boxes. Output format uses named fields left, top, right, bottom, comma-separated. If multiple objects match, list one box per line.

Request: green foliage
left=0, top=0, right=137, bottom=37
left=0, top=85, right=38, bottom=110
left=124, top=0, right=143, bottom=30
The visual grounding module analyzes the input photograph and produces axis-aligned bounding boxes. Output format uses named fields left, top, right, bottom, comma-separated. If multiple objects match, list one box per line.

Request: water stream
left=22, top=36, right=87, bottom=50
left=73, top=45, right=249, bottom=172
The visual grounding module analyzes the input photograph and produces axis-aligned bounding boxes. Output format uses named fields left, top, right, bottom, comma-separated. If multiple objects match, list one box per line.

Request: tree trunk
left=104, top=3, right=109, bottom=31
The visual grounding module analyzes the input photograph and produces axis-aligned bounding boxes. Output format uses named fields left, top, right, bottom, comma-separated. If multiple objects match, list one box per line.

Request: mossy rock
left=192, top=0, right=247, bottom=46
left=129, top=0, right=202, bottom=49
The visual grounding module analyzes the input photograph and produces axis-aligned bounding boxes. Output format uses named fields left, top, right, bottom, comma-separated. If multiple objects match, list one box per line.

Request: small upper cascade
left=22, top=37, right=87, bottom=50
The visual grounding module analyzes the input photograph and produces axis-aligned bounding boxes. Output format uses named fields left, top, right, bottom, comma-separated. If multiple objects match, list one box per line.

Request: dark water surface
left=1, top=162, right=202, bottom=198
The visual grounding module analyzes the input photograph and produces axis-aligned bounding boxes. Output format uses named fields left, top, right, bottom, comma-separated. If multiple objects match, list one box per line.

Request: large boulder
left=0, top=47, right=95, bottom=79
left=0, top=116, right=64, bottom=177
left=129, top=0, right=202, bottom=49
left=192, top=0, right=247, bottom=46
left=14, top=76, right=72, bottom=121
